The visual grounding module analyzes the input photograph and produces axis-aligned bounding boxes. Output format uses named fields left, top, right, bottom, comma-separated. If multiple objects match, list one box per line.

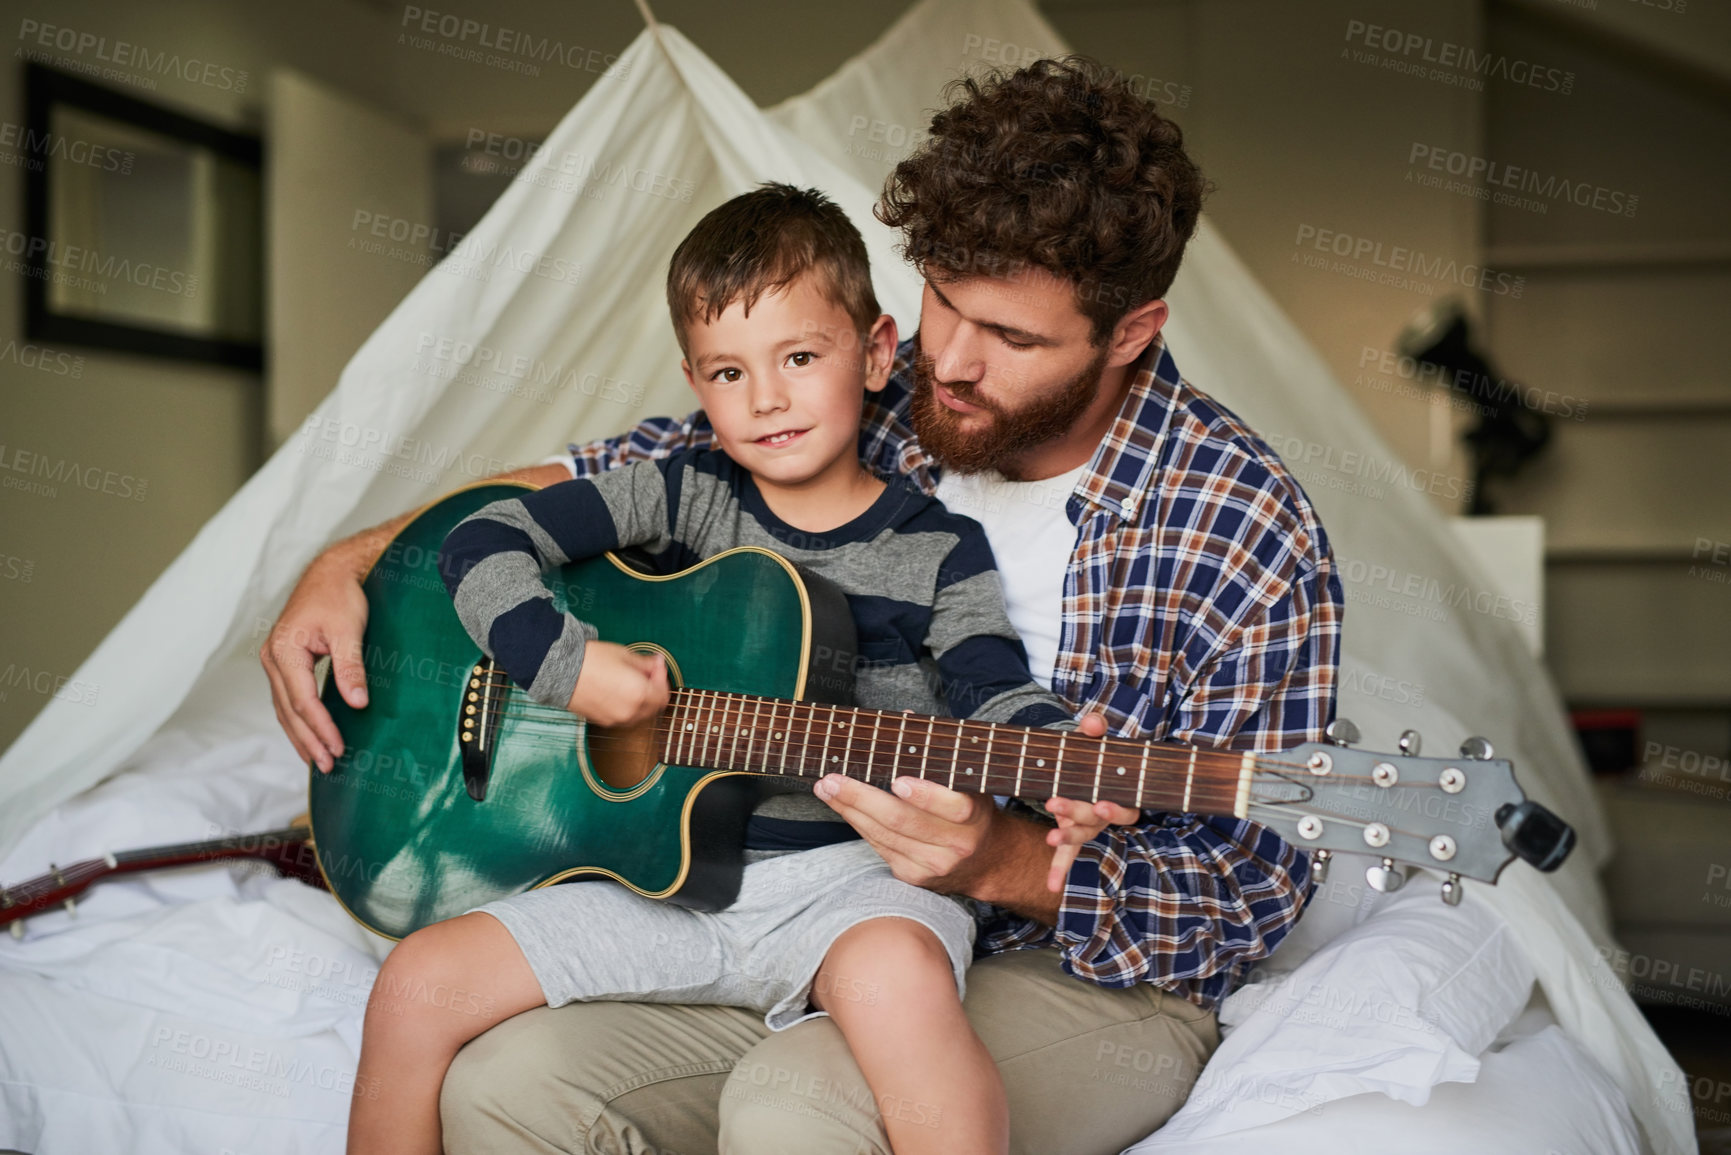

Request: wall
left=1050, top=0, right=1485, bottom=504
left=1480, top=0, right=1731, bottom=710
left=0, top=0, right=1559, bottom=754
left=0, top=0, right=395, bottom=751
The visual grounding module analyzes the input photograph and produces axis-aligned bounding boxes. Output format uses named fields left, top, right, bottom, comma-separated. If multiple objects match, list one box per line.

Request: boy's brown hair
left=877, top=55, right=1209, bottom=345
left=666, top=183, right=880, bottom=351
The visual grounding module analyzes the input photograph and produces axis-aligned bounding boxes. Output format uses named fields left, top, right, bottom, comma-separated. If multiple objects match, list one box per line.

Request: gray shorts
left=468, top=839, right=977, bottom=1030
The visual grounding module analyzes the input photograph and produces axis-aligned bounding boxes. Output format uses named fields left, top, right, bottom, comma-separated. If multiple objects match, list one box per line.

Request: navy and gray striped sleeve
left=923, top=525, right=1075, bottom=730
left=439, top=459, right=676, bottom=708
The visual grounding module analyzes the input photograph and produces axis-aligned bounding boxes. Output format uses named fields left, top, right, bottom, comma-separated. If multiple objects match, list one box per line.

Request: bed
left=0, top=684, right=1659, bottom=1154
left=0, top=1, right=1693, bottom=1152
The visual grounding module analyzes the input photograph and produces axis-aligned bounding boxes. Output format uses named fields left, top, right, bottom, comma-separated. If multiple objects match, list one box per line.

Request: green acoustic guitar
left=307, top=483, right=1575, bottom=941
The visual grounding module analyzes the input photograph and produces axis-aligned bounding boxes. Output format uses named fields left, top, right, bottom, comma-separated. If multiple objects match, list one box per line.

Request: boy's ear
left=862, top=314, right=898, bottom=394
left=680, top=357, right=699, bottom=396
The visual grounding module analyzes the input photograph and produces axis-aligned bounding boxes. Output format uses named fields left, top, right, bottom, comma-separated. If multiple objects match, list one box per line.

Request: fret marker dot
left=685, top=723, right=694, bottom=731
left=711, top=725, right=719, bottom=732
left=1116, top=766, right=1126, bottom=775
left=831, top=755, right=839, bottom=762
left=773, top=732, right=783, bottom=740
left=1036, top=759, right=1046, bottom=767
left=907, top=745, right=917, bottom=754
left=965, top=767, right=973, bottom=775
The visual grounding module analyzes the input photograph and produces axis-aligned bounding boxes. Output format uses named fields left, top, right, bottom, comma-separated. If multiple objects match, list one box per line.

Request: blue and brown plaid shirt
left=559, top=332, right=1343, bottom=1010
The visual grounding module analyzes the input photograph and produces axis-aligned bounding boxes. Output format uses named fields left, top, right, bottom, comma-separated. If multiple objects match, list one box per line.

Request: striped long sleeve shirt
left=441, top=447, right=1074, bottom=854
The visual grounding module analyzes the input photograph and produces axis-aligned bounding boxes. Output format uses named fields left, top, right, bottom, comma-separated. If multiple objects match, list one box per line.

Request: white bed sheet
left=1127, top=1002, right=1645, bottom=1155
left=0, top=679, right=387, bottom=1153
left=0, top=711, right=1658, bottom=1155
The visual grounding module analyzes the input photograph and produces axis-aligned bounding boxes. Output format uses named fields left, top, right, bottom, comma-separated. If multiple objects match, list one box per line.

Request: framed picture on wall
left=20, top=63, right=264, bottom=369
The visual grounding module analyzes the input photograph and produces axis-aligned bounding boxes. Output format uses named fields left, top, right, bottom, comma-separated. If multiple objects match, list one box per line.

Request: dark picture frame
left=21, top=63, right=265, bottom=370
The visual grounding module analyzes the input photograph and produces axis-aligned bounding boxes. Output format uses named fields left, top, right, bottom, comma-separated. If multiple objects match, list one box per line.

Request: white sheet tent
left=0, top=1, right=1693, bottom=1153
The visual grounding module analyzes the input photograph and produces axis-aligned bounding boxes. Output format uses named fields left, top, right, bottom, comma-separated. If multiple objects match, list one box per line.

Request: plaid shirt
left=559, top=333, right=1343, bottom=1010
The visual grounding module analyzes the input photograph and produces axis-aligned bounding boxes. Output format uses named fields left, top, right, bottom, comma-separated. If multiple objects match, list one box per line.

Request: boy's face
left=681, top=271, right=893, bottom=492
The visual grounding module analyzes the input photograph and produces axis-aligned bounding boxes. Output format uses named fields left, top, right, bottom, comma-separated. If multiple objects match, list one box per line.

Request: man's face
left=911, top=270, right=1109, bottom=478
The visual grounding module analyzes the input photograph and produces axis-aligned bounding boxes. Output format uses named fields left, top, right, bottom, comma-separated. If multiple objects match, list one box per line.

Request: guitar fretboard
left=2, top=826, right=312, bottom=914
left=652, top=688, right=1250, bottom=816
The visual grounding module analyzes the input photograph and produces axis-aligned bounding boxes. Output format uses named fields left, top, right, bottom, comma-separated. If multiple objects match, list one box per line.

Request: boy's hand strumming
left=566, top=641, right=671, bottom=727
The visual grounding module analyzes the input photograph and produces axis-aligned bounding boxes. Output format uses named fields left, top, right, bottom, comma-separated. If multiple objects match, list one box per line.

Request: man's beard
left=908, top=341, right=1109, bottom=479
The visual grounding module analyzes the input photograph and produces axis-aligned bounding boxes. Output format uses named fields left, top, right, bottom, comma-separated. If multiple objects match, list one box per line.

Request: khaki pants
left=441, top=946, right=1218, bottom=1155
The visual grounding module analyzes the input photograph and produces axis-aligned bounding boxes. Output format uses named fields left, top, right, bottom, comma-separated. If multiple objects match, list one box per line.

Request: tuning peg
left=1311, top=849, right=1332, bottom=886
left=8, top=921, right=20, bottom=940
left=1496, top=800, right=1577, bottom=873
left=1325, top=718, right=1361, bottom=747
left=1440, top=873, right=1464, bottom=906
left=63, top=897, right=77, bottom=917
left=1398, top=729, right=1422, bottom=756
left=1459, top=736, right=1494, bottom=760
left=1365, top=857, right=1407, bottom=893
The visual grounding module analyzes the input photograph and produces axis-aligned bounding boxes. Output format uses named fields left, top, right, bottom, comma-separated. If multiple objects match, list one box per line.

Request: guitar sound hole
left=586, top=716, right=668, bottom=790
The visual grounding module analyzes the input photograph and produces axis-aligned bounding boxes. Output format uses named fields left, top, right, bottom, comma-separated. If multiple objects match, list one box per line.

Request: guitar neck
left=654, top=689, right=1252, bottom=818
left=1, top=826, right=314, bottom=924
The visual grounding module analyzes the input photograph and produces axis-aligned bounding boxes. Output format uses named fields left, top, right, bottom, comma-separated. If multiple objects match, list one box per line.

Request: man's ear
left=862, top=313, right=899, bottom=394
left=1106, top=299, right=1169, bottom=369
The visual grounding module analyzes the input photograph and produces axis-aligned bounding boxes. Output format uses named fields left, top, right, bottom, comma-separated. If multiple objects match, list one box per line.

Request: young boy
left=345, top=184, right=1117, bottom=1155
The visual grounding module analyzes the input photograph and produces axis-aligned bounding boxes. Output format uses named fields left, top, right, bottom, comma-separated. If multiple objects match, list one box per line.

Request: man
left=263, top=57, right=1342, bottom=1154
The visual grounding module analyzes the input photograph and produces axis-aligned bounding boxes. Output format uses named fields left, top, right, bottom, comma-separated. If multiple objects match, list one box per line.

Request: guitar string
left=450, top=680, right=1446, bottom=803
left=1242, top=798, right=1465, bottom=849
left=465, top=713, right=1249, bottom=798
left=439, top=668, right=1482, bottom=785
left=403, top=679, right=1472, bottom=838
left=394, top=732, right=1400, bottom=820
left=460, top=717, right=1369, bottom=787
left=464, top=677, right=1314, bottom=774
left=463, top=673, right=1330, bottom=780
left=364, top=736, right=1390, bottom=827
left=485, top=717, right=1384, bottom=795
left=324, top=742, right=1453, bottom=856
left=428, top=716, right=1229, bottom=808
left=444, top=729, right=1418, bottom=802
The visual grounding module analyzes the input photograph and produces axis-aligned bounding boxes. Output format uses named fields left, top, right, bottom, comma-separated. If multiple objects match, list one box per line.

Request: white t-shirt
left=936, top=462, right=1088, bottom=690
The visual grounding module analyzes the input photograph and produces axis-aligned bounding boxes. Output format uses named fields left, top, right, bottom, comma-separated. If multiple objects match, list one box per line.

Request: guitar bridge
left=459, top=658, right=509, bottom=801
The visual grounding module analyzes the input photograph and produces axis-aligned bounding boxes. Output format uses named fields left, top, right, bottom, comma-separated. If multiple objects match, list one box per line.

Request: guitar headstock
left=1246, top=723, right=1575, bottom=905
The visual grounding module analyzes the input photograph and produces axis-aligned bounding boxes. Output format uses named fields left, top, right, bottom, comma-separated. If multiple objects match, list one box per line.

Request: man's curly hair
left=876, top=56, right=1209, bottom=344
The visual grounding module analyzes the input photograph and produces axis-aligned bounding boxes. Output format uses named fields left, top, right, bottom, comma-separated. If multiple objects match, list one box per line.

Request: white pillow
left=1141, top=878, right=1535, bottom=1143
left=1125, top=1008, right=1641, bottom=1155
